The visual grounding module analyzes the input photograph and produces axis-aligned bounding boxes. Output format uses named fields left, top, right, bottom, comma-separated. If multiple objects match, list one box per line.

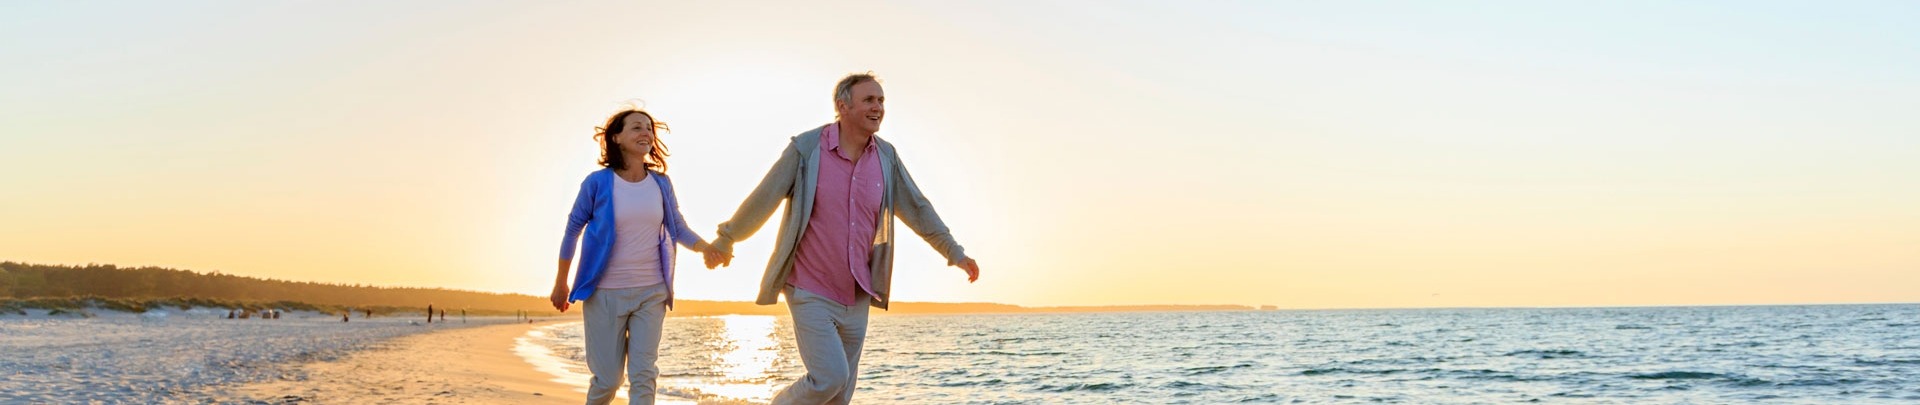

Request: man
left=704, top=72, right=980, bottom=405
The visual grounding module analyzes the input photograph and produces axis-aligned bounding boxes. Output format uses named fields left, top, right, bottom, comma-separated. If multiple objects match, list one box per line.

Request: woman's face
left=616, top=113, right=655, bottom=158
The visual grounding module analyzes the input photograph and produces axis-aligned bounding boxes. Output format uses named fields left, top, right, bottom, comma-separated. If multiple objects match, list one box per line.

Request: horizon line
left=7, top=260, right=1914, bottom=311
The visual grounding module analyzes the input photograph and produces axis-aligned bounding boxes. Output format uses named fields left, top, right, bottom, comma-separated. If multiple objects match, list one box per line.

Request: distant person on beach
left=551, top=107, right=717, bottom=405
left=427, top=304, right=434, bottom=324
left=703, top=72, right=980, bottom=405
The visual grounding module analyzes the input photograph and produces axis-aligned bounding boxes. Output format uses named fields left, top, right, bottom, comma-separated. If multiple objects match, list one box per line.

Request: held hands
left=957, top=257, right=980, bottom=283
left=549, top=284, right=570, bottom=312
left=703, top=249, right=733, bottom=269
left=692, top=240, right=732, bottom=270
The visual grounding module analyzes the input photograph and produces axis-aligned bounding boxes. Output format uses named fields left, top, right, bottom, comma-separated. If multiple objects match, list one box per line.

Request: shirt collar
left=823, top=122, right=876, bottom=153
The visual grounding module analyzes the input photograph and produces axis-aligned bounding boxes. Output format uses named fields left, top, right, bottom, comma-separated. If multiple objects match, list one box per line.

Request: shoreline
left=7, top=306, right=1914, bottom=403
left=218, top=321, right=580, bottom=404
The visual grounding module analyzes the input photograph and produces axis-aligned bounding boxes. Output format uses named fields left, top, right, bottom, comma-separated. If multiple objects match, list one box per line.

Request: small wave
left=1201, top=340, right=1278, bottom=348
left=1164, top=381, right=1205, bottom=389
left=1163, top=380, right=1243, bottom=390
left=1036, top=382, right=1132, bottom=392
left=1304, top=367, right=1543, bottom=382
left=908, top=350, right=1066, bottom=357
left=1854, top=358, right=1920, bottom=366
left=1752, top=378, right=1863, bottom=388
left=934, top=378, right=1005, bottom=387
left=1300, top=368, right=1339, bottom=376
left=1301, top=367, right=1405, bottom=376
left=1180, top=363, right=1255, bottom=376
left=1630, top=371, right=1725, bottom=380
left=1442, top=369, right=1538, bottom=382
left=654, top=386, right=705, bottom=401
left=659, top=370, right=726, bottom=378
left=1627, top=371, right=1772, bottom=386
left=1615, top=325, right=1653, bottom=330
left=1235, top=393, right=1287, bottom=403
left=1506, top=349, right=1584, bottom=359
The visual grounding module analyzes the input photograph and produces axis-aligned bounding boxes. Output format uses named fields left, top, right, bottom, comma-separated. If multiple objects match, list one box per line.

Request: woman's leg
left=623, top=283, right=670, bottom=405
left=584, top=288, right=639, bottom=405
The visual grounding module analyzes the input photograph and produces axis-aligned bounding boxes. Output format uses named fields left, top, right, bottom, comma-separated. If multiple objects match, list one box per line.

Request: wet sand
left=220, top=321, right=581, bottom=404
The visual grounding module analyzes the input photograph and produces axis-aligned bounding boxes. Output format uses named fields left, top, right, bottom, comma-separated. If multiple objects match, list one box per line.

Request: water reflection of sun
left=716, top=315, right=780, bottom=382
left=687, top=314, right=782, bottom=402
left=517, top=317, right=788, bottom=404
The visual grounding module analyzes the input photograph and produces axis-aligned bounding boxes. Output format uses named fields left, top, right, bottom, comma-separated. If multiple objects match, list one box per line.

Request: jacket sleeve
left=711, top=140, right=803, bottom=254
left=889, top=152, right=968, bottom=265
left=559, top=174, right=597, bottom=260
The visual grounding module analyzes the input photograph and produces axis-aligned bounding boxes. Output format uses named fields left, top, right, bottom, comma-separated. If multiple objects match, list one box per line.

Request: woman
left=551, top=108, right=711, bottom=405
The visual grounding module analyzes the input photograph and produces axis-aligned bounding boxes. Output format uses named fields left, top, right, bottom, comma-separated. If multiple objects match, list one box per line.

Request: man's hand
left=957, top=258, right=980, bottom=283
left=549, top=284, right=570, bottom=312
left=703, top=249, right=733, bottom=269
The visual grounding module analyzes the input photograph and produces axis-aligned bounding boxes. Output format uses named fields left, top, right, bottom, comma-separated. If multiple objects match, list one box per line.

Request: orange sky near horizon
left=3, top=1, right=1917, bottom=309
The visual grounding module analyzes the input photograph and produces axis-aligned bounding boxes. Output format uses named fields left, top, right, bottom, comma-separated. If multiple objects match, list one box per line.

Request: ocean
left=518, top=304, right=1920, bottom=404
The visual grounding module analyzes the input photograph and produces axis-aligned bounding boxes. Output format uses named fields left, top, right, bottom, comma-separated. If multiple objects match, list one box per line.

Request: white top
left=599, top=172, right=665, bottom=289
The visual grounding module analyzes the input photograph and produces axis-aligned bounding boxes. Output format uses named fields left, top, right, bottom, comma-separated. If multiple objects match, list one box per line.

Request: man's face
left=836, top=80, right=885, bottom=134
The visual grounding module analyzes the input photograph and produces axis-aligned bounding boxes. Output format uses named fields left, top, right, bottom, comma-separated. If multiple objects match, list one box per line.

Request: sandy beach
left=217, top=321, right=581, bottom=404
left=0, top=310, right=603, bottom=404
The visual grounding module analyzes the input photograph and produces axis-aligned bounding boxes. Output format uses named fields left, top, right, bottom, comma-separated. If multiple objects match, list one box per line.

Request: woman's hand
left=549, top=284, right=570, bottom=312
left=703, top=249, right=733, bottom=269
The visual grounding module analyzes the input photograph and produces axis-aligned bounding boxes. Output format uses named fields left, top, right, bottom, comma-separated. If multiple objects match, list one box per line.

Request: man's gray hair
left=833, top=72, right=881, bottom=105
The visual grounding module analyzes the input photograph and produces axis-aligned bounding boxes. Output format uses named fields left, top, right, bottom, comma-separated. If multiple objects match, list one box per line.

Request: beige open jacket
left=711, top=124, right=968, bottom=309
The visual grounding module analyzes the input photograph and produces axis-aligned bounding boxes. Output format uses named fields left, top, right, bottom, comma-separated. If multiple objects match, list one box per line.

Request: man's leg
left=772, top=287, right=852, bottom=405
left=825, top=293, right=870, bottom=405
left=584, top=288, right=638, bottom=405
left=624, top=284, right=670, bottom=405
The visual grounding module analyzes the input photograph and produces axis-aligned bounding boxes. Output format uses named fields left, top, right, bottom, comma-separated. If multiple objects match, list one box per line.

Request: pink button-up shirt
left=788, top=123, right=884, bottom=306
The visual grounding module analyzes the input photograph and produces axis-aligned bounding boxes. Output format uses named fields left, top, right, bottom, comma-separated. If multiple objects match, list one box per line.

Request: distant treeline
left=0, top=262, right=554, bottom=315
left=1, top=261, right=1255, bottom=316
left=0, top=295, right=431, bottom=317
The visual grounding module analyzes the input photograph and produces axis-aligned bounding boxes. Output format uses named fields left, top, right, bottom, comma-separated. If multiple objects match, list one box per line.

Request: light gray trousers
left=582, top=283, right=669, bottom=405
left=773, top=286, right=871, bottom=405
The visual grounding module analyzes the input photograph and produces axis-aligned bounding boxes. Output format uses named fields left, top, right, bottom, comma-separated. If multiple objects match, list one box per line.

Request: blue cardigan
left=559, top=169, right=704, bottom=306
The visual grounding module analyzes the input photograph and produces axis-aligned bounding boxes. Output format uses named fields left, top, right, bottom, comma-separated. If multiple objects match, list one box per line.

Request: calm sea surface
left=520, top=304, right=1920, bottom=404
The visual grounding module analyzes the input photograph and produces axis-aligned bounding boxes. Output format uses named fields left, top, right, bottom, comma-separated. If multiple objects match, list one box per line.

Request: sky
left=2, top=1, right=1916, bottom=309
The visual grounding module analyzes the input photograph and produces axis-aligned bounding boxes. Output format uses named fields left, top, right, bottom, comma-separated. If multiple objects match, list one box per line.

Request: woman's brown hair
left=594, top=109, right=670, bottom=172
